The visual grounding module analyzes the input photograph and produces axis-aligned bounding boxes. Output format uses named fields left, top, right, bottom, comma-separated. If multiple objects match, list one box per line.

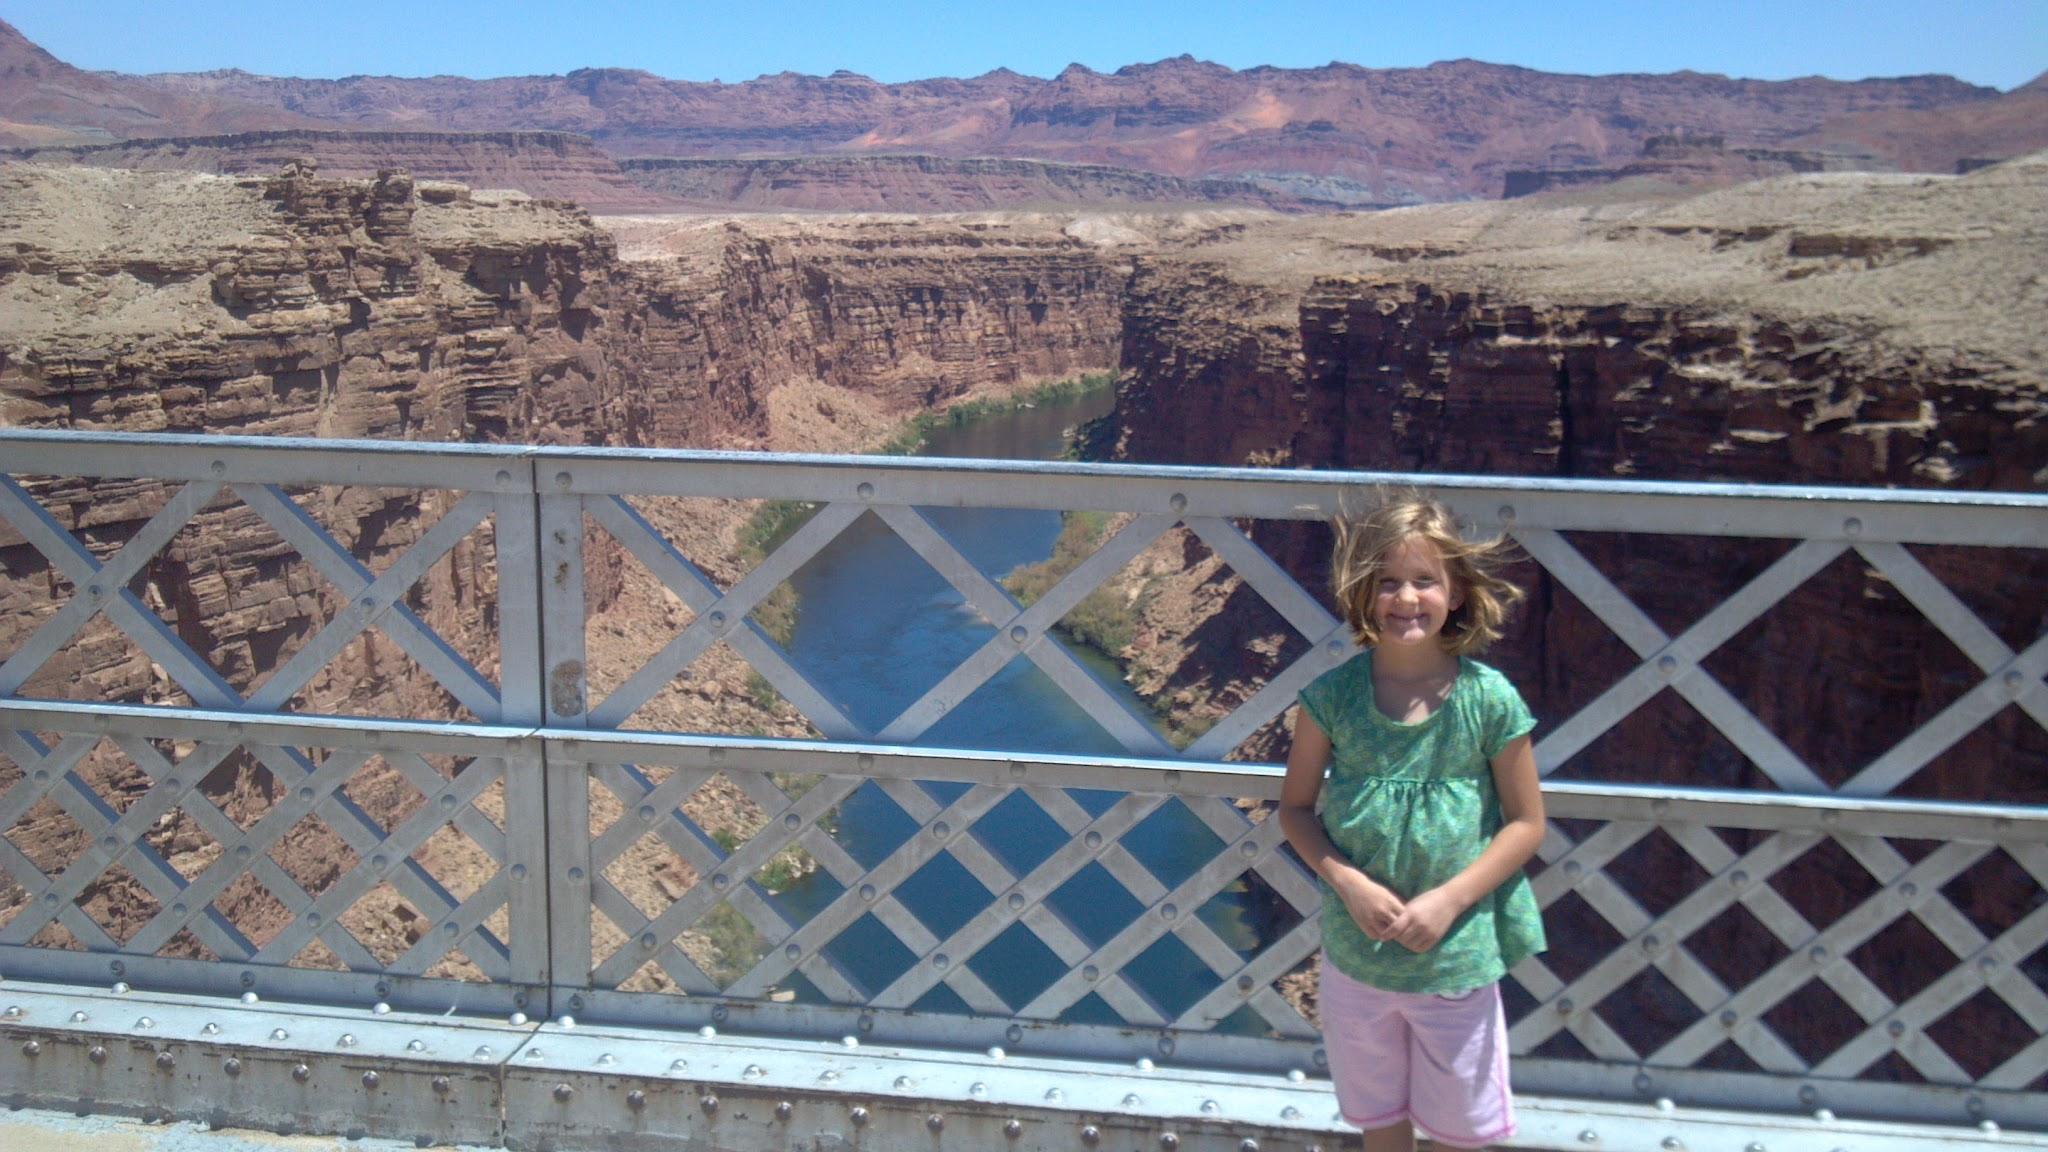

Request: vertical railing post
left=536, top=465, right=593, bottom=1017
left=492, top=455, right=551, bottom=1005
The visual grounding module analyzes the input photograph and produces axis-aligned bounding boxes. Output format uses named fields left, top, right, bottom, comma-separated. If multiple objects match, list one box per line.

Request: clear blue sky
left=9, top=1, right=2044, bottom=91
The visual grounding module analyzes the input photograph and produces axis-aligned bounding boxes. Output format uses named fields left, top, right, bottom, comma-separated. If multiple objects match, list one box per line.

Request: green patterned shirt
left=1297, top=652, right=1545, bottom=994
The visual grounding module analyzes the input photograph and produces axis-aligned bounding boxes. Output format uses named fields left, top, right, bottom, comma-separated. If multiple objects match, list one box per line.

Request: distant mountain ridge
left=4, top=19, right=2040, bottom=205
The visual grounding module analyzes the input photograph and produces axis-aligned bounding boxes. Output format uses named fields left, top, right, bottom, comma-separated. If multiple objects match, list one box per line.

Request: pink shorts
left=1319, top=958, right=1515, bottom=1149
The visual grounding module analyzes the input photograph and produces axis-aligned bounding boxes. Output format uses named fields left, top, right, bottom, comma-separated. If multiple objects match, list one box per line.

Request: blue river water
left=757, top=388, right=1293, bottom=1029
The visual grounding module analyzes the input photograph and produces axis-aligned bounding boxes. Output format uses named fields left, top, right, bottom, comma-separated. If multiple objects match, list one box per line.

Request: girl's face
left=1373, top=537, right=1463, bottom=649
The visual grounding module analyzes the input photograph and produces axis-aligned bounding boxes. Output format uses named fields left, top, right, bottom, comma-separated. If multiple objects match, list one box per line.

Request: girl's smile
left=1373, top=539, right=1463, bottom=648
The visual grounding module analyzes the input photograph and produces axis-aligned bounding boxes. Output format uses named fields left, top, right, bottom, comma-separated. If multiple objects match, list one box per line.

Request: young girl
left=1279, top=491, right=1545, bottom=1152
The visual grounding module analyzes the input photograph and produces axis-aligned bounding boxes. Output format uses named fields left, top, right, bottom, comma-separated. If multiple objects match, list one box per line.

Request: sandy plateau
left=0, top=155, right=2043, bottom=1023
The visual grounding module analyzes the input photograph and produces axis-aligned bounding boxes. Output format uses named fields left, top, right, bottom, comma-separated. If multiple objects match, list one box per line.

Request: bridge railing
left=0, top=428, right=2043, bottom=1132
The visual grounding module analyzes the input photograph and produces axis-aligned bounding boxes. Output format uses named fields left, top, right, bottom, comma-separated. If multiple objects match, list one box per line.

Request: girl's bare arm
left=1279, top=710, right=1406, bottom=939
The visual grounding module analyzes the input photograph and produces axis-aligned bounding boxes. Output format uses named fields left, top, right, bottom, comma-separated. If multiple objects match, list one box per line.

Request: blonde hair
left=1331, top=488, right=1524, bottom=654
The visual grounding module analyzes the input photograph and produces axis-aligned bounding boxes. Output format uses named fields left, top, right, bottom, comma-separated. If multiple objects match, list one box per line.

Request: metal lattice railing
left=0, top=428, right=2043, bottom=1131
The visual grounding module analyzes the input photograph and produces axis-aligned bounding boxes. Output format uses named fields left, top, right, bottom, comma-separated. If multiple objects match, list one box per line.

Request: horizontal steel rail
left=2, top=428, right=2045, bottom=1142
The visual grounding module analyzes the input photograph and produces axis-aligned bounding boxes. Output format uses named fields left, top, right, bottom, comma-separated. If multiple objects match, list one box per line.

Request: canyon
left=0, top=146, right=2042, bottom=1066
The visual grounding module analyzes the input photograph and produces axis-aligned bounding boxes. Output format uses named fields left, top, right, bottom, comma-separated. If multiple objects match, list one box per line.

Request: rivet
left=568, top=866, right=585, bottom=881
left=101, top=835, right=118, bottom=852
left=1239, top=1141, right=1260, bottom=1152
left=640, top=933, right=659, bottom=951
left=1084, top=830, right=1103, bottom=849
left=1888, top=1020, right=1906, bottom=1037
left=554, top=471, right=572, bottom=490
left=858, top=1014, right=873, bottom=1033
left=362, top=1071, right=379, bottom=1089
left=1009, top=762, right=1027, bottom=778
left=1563, top=859, right=1584, bottom=877
left=638, top=804, right=656, bottom=823
left=136, top=1016, right=155, bottom=1029
left=357, top=598, right=374, bottom=614
left=1842, top=517, right=1862, bottom=537
left=1980, top=955, right=1999, bottom=972
left=1157, top=1036, right=1175, bottom=1057
left=699, top=1025, right=717, bottom=1039
left=554, top=1084, right=573, bottom=1102
left=987, top=1046, right=1006, bottom=1060
left=223, top=1057, right=242, bottom=1076
left=1240, top=839, right=1259, bottom=859
left=1981, top=1121, right=2001, bottom=1135
left=629, top=1089, right=647, bottom=1110
left=1281, top=1106, right=1301, bottom=1120
left=338, top=1032, right=357, bottom=1048
left=708, top=610, right=727, bottom=628
left=1161, top=902, right=1178, bottom=920
left=1498, top=505, right=1516, bottom=523
left=171, top=903, right=188, bottom=918
left=1745, top=1141, right=1765, bottom=1151
left=156, top=1051, right=175, bottom=1070
left=524, top=1048, right=544, bottom=1061
left=1661, top=1139, right=1682, bottom=1151
left=1798, top=1085, right=1818, bottom=1105
left=1082, top=1125, right=1101, bottom=1145
left=292, top=1063, right=310, bottom=1082
left=1286, top=1069, right=1306, bottom=1083
left=702, top=1094, right=720, bottom=1114
left=712, top=873, right=730, bottom=890
left=1123, top=1093, right=1142, bottom=1106
left=1899, top=881, right=1917, bottom=898
left=1634, top=1072, right=1654, bottom=1093
left=1810, top=945, right=1829, bottom=963
left=1044, top=1088, right=1064, bottom=1102
left=406, top=1039, right=425, bottom=1052
left=1005, top=1119, right=1024, bottom=1139
left=1642, top=934, right=1662, bottom=953
left=1730, top=870, right=1750, bottom=888
left=89, top=1045, right=107, bottom=1064
left=211, top=460, right=227, bottom=476
left=1814, top=1108, right=1835, bottom=1123
left=440, top=793, right=457, bottom=812
left=1006, top=1025, right=1023, bottom=1044
left=556, top=1014, right=575, bottom=1028
left=934, top=953, right=950, bottom=969
left=1083, top=965, right=1099, bottom=981
left=971, top=1082, right=988, bottom=1097
left=1657, top=654, right=1678, bottom=675
left=857, top=481, right=875, bottom=499
left=671, top=1059, right=690, bottom=1072
left=21, top=1040, right=40, bottom=1057
left=1007, top=892, right=1026, bottom=911
left=271, top=1028, right=290, bottom=1041
left=306, top=912, right=323, bottom=927
left=773, top=1099, right=790, bottom=1120
left=841, top=1034, right=858, bottom=1047
left=1821, top=809, right=1840, bottom=825
left=927, top=1113, right=944, bottom=1132
left=71, top=1010, right=90, bottom=1023
left=1656, top=1097, right=1675, bottom=1114
left=819, top=1069, right=838, bottom=1082
left=1010, top=625, right=1029, bottom=644
left=1134, top=1057, right=1154, bottom=1071
left=1169, top=493, right=1187, bottom=513
left=432, top=1076, right=451, bottom=1094
left=234, top=845, right=252, bottom=861
left=1237, top=974, right=1254, bottom=992
left=2007, top=669, right=2028, bottom=692
left=1557, top=997, right=1575, bottom=1014
left=1201, top=1099, right=1221, bottom=1114
left=860, top=884, right=878, bottom=901
left=1580, top=1131, right=1600, bottom=1145
left=442, top=922, right=458, bottom=936
left=848, top=1105, right=866, bottom=1125
left=1721, top=1009, right=1738, bottom=1027
left=495, top=469, right=512, bottom=486
left=1311, top=1047, right=1326, bottom=1068
left=473, top=1045, right=494, bottom=1060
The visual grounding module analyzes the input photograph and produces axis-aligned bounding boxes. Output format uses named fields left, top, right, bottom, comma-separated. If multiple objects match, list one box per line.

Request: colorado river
left=762, top=384, right=1289, bottom=1029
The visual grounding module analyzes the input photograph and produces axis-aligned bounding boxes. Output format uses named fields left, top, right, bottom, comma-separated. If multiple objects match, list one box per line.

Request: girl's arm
left=1387, top=733, right=1545, bottom=953
left=1278, top=709, right=1406, bottom=940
